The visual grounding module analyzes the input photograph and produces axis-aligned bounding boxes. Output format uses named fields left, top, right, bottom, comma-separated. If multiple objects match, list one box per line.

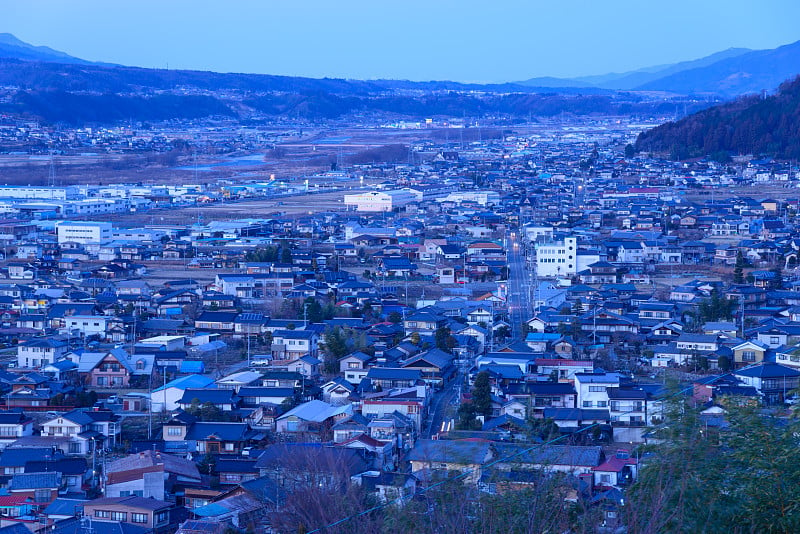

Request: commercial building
left=56, top=221, right=113, bottom=244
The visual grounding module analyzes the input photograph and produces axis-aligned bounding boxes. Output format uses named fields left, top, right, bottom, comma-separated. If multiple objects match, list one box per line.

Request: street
left=423, top=374, right=462, bottom=438
left=506, top=230, right=533, bottom=339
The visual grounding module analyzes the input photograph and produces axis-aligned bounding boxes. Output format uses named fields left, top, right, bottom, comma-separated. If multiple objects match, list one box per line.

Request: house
left=177, top=389, right=238, bottom=412
left=150, top=375, right=216, bottom=412
left=105, top=450, right=201, bottom=501
left=194, top=311, right=237, bottom=333
left=8, top=471, right=62, bottom=506
left=733, top=363, right=800, bottom=405
left=492, top=443, right=603, bottom=477
left=506, top=383, right=577, bottom=414
left=534, top=359, right=594, bottom=381
left=574, top=372, right=623, bottom=409
left=407, top=439, right=492, bottom=485
left=215, top=371, right=264, bottom=392
left=403, top=311, right=447, bottom=334
left=40, top=408, right=120, bottom=455
left=321, top=377, right=355, bottom=405
left=237, top=387, right=295, bottom=407
left=215, top=458, right=260, bottom=487
left=271, top=329, right=319, bottom=360
left=364, top=368, right=422, bottom=389
left=285, top=354, right=321, bottom=378
left=191, top=477, right=279, bottom=529
left=83, top=495, right=175, bottom=533
left=255, top=443, right=370, bottom=492
left=399, top=349, right=454, bottom=386
left=0, top=412, right=33, bottom=449
left=184, top=422, right=254, bottom=454
left=360, top=389, right=427, bottom=431
left=16, top=339, right=69, bottom=370
left=275, top=400, right=352, bottom=434
left=77, top=349, right=134, bottom=388
left=593, top=450, right=638, bottom=488
left=732, top=340, right=768, bottom=367
left=525, top=332, right=561, bottom=353
left=339, top=351, right=373, bottom=384
left=25, top=457, right=88, bottom=495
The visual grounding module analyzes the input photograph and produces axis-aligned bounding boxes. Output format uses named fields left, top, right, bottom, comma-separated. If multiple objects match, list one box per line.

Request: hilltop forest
left=635, top=76, right=800, bottom=160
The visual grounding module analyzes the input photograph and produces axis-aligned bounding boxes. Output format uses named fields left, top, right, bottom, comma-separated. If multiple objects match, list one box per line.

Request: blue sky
left=3, top=0, right=800, bottom=83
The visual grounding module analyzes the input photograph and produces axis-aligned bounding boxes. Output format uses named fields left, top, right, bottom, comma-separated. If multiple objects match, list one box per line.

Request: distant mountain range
left=635, top=75, right=800, bottom=160
left=520, top=40, right=800, bottom=96
left=0, top=33, right=113, bottom=66
left=0, top=33, right=792, bottom=125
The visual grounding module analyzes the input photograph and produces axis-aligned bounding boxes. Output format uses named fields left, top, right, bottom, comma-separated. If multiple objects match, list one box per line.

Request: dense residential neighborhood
left=0, top=114, right=799, bottom=533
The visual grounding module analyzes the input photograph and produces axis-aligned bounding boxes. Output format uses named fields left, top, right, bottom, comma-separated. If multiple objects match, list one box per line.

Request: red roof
left=593, top=455, right=638, bottom=473
left=0, top=496, right=31, bottom=506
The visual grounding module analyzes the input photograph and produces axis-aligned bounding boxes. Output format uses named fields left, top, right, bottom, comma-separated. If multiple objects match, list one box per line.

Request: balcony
left=611, top=419, right=646, bottom=427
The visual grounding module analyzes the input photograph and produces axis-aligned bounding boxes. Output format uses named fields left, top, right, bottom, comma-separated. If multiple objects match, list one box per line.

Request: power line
left=306, top=374, right=709, bottom=533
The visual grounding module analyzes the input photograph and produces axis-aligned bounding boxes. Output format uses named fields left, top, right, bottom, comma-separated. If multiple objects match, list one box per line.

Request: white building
left=0, top=186, right=76, bottom=200
left=436, top=190, right=500, bottom=206
left=56, top=221, right=113, bottom=244
left=574, top=372, right=623, bottom=409
left=343, top=190, right=416, bottom=212
left=17, top=338, right=69, bottom=369
left=64, top=315, right=109, bottom=339
left=535, top=236, right=578, bottom=278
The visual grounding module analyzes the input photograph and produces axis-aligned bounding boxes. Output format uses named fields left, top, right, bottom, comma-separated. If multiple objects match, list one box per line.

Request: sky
left=3, top=0, right=800, bottom=83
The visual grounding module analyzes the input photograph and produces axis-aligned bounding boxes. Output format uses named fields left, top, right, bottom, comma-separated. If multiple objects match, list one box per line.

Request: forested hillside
left=636, top=76, right=800, bottom=160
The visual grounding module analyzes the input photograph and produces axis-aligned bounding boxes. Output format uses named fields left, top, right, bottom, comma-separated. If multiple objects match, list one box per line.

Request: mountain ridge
left=635, top=75, right=800, bottom=159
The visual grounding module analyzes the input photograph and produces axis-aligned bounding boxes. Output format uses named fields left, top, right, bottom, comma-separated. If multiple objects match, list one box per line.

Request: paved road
left=506, top=230, right=533, bottom=339
left=424, top=374, right=462, bottom=438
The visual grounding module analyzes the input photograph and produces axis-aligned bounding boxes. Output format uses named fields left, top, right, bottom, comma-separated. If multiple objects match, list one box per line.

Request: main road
left=506, top=229, right=533, bottom=340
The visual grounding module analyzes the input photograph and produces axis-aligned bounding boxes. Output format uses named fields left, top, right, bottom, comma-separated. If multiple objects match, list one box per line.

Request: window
left=155, top=511, right=169, bottom=524
left=348, top=362, right=360, bottom=369
left=582, top=401, right=593, bottom=407
left=110, top=511, right=127, bottom=521
left=597, top=401, right=607, bottom=408
left=588, top=386, right=606, bottom=392
left=770, top=336, right=780, bottom=345
left=167, top=427, right=182, bottom=436
left=742, top=351, right=756, bottom=362
left=34, top=489, right=50, bottom=503
left=131, top=513, right=148, bottom=524
left=95, top=510, right=110, bottom=519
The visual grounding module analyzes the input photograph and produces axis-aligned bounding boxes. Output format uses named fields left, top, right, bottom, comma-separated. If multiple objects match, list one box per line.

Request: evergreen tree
left=733, top=250, right=746, bottom=284
left=472, top=371, right=492, bottom=417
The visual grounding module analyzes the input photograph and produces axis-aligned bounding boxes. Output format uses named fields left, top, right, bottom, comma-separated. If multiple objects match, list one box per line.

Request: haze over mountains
left=0, top=33, right=798, bottom=126
left=0, top=33, right=109, bottom=66
left=520, top=40, right=800, bottom=96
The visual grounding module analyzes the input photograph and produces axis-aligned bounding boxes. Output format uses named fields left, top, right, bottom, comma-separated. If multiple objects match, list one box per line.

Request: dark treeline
left=1, top=87, right=714, bottom=126
left=2, top=90, right=235, bottom=124
left=636, top=75, right=800, bottom=160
